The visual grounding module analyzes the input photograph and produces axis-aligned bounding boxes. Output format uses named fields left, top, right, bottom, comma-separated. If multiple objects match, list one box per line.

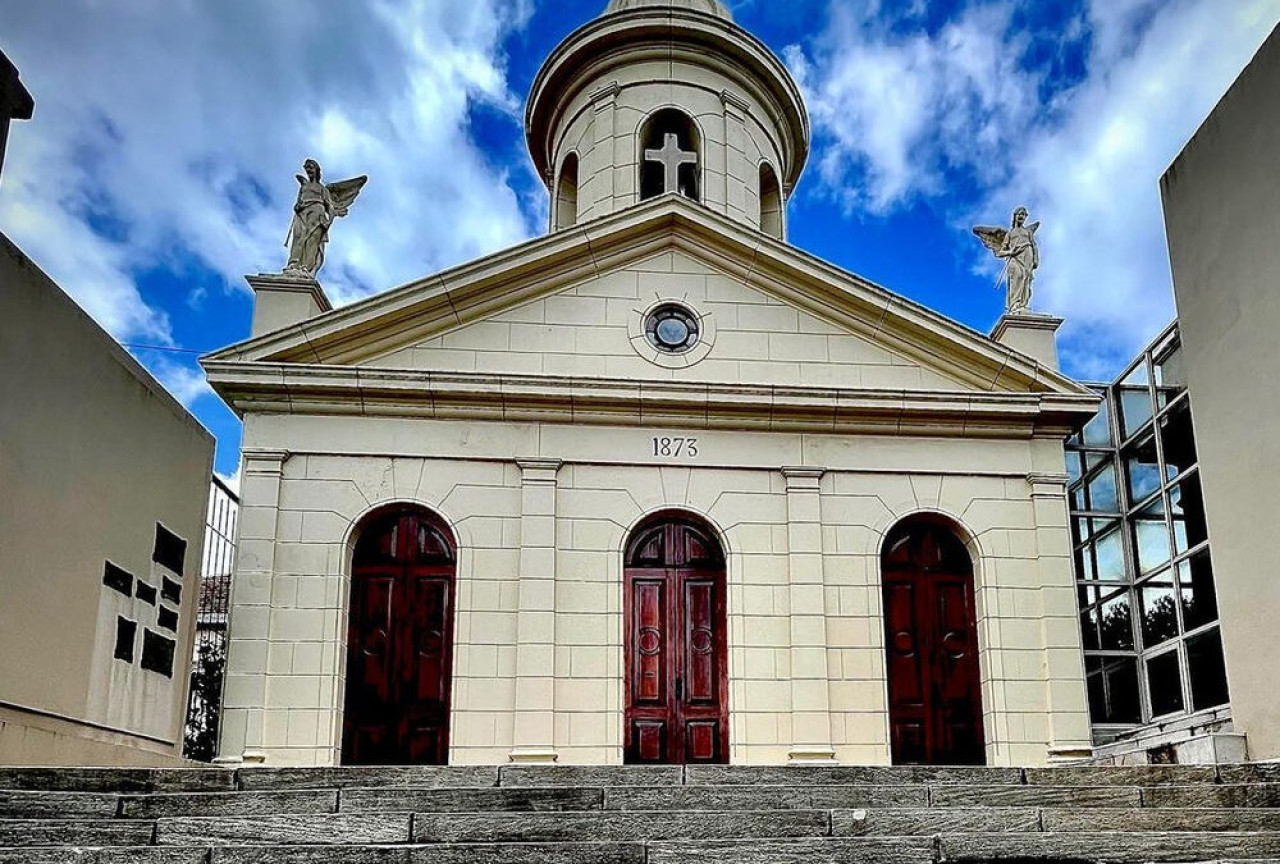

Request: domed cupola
left=604, top=0, right=733, bottom=20
left=526, top=0, right=809, bottom=239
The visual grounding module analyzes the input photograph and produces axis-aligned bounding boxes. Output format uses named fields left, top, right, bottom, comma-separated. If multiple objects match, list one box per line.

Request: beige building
left=207, top=0, right=1101, bottom=768
left=0, top=57, right=215, bottom=766
left=1161, top=23, right=1280, bottom=762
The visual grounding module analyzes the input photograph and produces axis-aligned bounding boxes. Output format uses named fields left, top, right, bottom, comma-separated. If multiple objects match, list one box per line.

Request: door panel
left=883, top=521, right=985, bottom=766
left=343, top=511, right=455, bottom=766
left=625, top=518, right=728, bottom=765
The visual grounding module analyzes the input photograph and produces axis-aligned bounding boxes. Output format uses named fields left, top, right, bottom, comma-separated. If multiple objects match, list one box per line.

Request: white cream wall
left=0, top=236, right=213, bottom=766
left=364, top=251, right=971, bottom=391
left=551, top=61, right=787, bottom=231
left=1162, top=26, right=1280, bottom=761
left=217, top=410, right=1091, bottom=767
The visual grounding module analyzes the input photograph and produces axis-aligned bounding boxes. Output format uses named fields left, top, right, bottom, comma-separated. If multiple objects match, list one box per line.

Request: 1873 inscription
left=652, top=437, right=699, bottom=458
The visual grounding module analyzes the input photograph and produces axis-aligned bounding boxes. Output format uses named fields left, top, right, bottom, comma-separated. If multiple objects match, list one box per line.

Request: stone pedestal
left=247, top=273, right=332, bottom=339
left=990, top=312, right=1064, bottom=371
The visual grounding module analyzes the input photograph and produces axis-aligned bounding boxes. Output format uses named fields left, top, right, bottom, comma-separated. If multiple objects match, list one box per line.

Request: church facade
left=206, top=0, right=1100, bottom=768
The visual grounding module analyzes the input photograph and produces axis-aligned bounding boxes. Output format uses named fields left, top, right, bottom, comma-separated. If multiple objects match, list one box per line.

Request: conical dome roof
left=604, top=0, right=733, bottom=21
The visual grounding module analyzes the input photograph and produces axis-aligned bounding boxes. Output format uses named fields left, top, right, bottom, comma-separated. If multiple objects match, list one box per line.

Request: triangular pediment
left=207, top=196, right=1090, bottom=400
left=358, top=249, right=980, bottom=392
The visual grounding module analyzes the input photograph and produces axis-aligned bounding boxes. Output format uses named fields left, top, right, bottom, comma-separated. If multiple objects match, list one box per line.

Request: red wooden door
left=342, top=510, right=455, bottom=765
left=882, top=520, right=985, bottom=766
left=625, top=517, right=728, bottom=765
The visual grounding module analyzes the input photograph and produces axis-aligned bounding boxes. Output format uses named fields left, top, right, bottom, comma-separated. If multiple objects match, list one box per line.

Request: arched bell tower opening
left=640, top=109, right=701, bottom=203
left=555, top=152, right=579, bottom=231
left=759, top=163, right=783, bottom=239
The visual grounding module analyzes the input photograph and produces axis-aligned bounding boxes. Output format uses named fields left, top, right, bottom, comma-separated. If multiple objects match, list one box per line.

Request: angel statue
left=973, top=207, right=1041, bottom=315
left=283, top=159, right=368, bottom=278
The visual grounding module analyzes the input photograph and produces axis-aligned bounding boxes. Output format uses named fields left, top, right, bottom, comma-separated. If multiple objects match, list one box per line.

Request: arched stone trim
left=867, top=505, right=988, bottom=571
left=618, top=503, right=735, bottom=564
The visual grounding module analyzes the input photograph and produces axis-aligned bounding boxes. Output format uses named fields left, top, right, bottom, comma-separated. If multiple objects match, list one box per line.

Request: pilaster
left=509, top=458, right=563, bottom=763
left=782, top=467, right=837, bottom=764
left=216, top=449, right=288, bottom=765
left=589, top=82, right=620, bottom=218
left=720, top=89, right=750, bottom=223
left=1029, top=471, right=1093, bottom=762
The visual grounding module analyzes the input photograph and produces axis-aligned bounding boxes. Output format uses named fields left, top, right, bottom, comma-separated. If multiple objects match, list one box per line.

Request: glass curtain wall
left=1066, top=324, right=1230, bottom=740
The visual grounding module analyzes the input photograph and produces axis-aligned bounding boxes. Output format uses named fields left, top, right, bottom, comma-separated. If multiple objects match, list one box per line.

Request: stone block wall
left=216, top=413, right=1091, bottom=767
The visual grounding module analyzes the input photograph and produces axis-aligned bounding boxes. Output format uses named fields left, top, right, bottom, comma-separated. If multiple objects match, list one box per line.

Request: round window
left=645, top=304, right=700, bottom=354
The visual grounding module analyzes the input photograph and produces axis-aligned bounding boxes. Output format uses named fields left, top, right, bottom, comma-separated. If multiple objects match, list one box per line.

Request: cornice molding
left=205, top=361, right=1097, bottom=439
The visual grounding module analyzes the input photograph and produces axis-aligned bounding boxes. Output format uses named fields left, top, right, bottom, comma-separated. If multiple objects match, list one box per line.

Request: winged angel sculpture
left=973, top=207, right=1040, bottom=315
left=283, top=159, right=368, bottom=278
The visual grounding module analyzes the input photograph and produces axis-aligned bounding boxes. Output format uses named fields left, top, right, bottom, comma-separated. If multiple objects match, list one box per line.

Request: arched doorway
left=342, top=507, right=456, bottom=765
left=624, top=513, right=728, bottom=764
left=881, top=517, right=986, bottom=765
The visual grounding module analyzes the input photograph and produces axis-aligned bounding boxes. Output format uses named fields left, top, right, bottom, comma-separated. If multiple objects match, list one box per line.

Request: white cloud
left=787, top=2, right=1039, bottom=213
left=789, top=0, right=1280, bottom=377
left=0, top=0, right=536, bottom=339
left=148, top=356, right=216, bottom=410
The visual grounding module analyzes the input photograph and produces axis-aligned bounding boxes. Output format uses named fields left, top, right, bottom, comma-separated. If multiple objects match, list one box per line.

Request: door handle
left=676, top=677, right=684, bottom=701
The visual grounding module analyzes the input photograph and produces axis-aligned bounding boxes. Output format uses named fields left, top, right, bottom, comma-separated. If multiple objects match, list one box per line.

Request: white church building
left=205, top=0, right=1101, bottom=768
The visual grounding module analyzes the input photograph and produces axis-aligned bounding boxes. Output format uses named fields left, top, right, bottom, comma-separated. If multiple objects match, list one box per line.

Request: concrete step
left=3, top=837, right=1280, bottom=864
left=601, top=783, right=930, bottom=810
left=497, top=766, right=682, bottom=788
left=237, top=768, right=498, bottom=792
left=0, top=790, right=121, bottom=818
left=930, top=783, right=1142, bottom=807
left=0, top=851, right=209, bottom=864
left=410, top=810, right=830, bottom=843
left=121, top=791, right=339, bottom=819
left=0, top=819, right=154, bottom=847
left=0, top=769, right=233, bottom=794
left=682, top=765, right=1023, bottom=786
left=341, top=787, right=603, bottom=814
left=940, top=831, right=1280, bottom=862
left=155, top=813, right=413, bottom=847
left=1024, top=765, right=1219, bottom=785
left=1042, top=807, right=1280, bottom=832
left=645, top=836, right=937, bottom=863
left=1146, top=782, right=1280, bottom=807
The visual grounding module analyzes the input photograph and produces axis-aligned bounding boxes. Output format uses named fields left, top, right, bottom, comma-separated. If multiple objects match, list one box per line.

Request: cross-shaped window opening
left=640, top=109, right=700, bottom=203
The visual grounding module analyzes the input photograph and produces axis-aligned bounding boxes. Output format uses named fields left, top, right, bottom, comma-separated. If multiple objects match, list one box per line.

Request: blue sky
left=1, top=0, right=1277, bottom=482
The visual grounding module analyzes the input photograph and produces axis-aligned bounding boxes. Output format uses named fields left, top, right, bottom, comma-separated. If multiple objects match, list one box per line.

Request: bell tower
left=526, top=0, right=809, bottom=239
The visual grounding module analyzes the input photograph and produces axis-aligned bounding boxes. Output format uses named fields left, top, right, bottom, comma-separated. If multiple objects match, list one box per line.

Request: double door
left=343, top=511, right=456, bottom=765
left=625, top=519, right=728, bottom=764
left=882, top=521, right=986, bottom=765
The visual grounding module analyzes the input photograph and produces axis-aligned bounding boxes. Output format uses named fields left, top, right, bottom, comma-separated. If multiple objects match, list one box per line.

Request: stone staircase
left=1, top=763, right=1280, bottom=862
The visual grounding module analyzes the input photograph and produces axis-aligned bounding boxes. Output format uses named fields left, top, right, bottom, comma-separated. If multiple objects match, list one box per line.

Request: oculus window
left=645, top=304, right=700, bottom=354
